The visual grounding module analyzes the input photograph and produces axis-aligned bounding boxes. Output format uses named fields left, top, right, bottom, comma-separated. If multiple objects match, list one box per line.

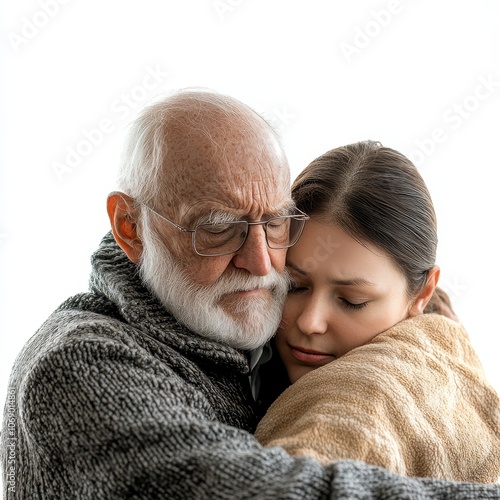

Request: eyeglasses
left=143, top=204, right=310, bottom=257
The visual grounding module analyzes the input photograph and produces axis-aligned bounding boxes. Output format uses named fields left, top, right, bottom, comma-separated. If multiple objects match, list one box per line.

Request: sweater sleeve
left=8, top=331, right=500, bottom=499
left=14, top=334, right=329, bottom=499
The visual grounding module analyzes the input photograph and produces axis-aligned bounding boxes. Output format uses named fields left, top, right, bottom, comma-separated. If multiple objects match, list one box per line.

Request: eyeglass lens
left=193, top=217, right=304, bottom=256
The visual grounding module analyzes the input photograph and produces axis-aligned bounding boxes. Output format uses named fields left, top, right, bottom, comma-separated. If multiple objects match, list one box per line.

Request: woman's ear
left=408, top=266, right=440, bottom=317
left=107, top=192, right=143, bottom=263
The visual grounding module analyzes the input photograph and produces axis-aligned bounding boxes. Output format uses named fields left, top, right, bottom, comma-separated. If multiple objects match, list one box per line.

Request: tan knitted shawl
left=256, top=314, right=500, bottom=483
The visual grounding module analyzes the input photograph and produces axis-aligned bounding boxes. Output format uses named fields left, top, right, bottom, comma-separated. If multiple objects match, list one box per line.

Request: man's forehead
left=179, top=194, right=295, bottom=225
left=158, top=103, right=291, bottom=220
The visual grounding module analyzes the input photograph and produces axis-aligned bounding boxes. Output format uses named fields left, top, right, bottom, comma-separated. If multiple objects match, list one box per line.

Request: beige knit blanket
left=255, top=314, right=500, bottom=482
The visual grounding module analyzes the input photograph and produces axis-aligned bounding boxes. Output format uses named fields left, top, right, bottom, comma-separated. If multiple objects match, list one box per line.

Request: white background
left=1, top=0, right=499, bottom=469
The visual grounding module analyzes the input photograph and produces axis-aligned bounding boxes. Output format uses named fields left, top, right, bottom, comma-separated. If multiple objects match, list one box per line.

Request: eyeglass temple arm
left=144, top=206, right=194, bottom=233
left=293, top=208, right=310, bottom=219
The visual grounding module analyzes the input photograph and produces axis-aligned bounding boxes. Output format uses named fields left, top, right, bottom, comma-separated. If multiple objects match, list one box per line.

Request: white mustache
left=201, top=268, right=290, bottom=300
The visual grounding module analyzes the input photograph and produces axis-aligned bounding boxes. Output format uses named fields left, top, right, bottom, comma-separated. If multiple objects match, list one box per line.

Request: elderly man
left=1, top=90, right=499, bottom=499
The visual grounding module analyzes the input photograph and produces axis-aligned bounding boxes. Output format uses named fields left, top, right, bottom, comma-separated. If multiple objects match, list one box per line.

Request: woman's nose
left=295, top=295, right=329, bottom=336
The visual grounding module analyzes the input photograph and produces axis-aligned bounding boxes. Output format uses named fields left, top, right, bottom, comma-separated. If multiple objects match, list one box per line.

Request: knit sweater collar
left=84, top=231, right=250, bottom=373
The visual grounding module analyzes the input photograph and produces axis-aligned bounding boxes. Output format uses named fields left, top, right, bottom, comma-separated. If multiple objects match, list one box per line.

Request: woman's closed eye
left=288, top=282, right=308, bottom=294
left=339, top=297, right=368, bottom=311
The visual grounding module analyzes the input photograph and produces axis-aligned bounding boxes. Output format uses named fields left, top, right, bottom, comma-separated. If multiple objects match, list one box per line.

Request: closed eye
left=288, top=283, right=308, bottom=294
left=339, top=298, right=368, bottom=310
left=200, top=223, right=234, bottom=234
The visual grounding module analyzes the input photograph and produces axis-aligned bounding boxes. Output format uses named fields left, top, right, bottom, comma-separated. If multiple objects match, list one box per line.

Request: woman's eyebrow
left=287, top=262, right=308, bottom=276
left=327, top=277, right=376, bottom=286
left=288, top=262, right=375, bottom=286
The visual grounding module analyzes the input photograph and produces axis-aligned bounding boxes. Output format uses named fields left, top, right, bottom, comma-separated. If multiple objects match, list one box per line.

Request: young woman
left=255, top=140, right=500, bottom=483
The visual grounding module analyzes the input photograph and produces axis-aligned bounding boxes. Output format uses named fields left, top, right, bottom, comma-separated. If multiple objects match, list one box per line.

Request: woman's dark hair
left=292, top=140, right=436, bottom=298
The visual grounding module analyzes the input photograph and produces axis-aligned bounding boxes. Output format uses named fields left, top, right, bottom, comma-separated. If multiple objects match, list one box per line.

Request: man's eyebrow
left=195, top=210, right=239, bottom=226
left=288, top=262, right=375, bottom=286
left=193, top=201, right=297, bottom=226
left=274, top=201, right=297, bottom=217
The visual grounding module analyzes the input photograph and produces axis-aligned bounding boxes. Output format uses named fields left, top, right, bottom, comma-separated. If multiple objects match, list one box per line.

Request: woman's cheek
left=280, top=296, right=300, bottom=330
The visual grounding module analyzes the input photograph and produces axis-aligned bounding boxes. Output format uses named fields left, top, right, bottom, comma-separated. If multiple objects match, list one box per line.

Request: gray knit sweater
left=2, top=232, right=499, bottom=499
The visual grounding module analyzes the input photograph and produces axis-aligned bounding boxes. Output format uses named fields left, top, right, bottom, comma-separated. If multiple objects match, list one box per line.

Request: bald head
left=118, top=89, right=291, bottom=218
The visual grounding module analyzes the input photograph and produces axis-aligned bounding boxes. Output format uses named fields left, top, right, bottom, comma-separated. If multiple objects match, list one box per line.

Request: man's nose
left=296, top=295, right=329, bottom=336
left=232, top=224, right=272, bottom=276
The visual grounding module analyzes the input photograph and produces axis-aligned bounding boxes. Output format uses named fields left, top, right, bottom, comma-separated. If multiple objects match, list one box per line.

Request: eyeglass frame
left=142, top=204, right=310, bottom=257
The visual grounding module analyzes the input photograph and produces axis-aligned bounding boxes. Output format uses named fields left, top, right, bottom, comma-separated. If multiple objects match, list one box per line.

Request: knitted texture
left=2, top=232, right=500, bottom=499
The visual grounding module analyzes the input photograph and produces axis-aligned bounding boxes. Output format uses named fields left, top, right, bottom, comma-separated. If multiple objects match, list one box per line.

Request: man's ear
left=408, top=265, right=440, bottom=317
left=107, top=192, right=143, bottom=263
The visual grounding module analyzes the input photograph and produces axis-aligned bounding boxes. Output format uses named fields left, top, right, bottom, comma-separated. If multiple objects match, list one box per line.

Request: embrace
left=1, top=89, right=499, bottom=499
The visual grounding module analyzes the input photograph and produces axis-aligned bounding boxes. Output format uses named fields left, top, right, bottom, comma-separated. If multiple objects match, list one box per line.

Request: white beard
left=138, top=221, right=290, bottom=350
